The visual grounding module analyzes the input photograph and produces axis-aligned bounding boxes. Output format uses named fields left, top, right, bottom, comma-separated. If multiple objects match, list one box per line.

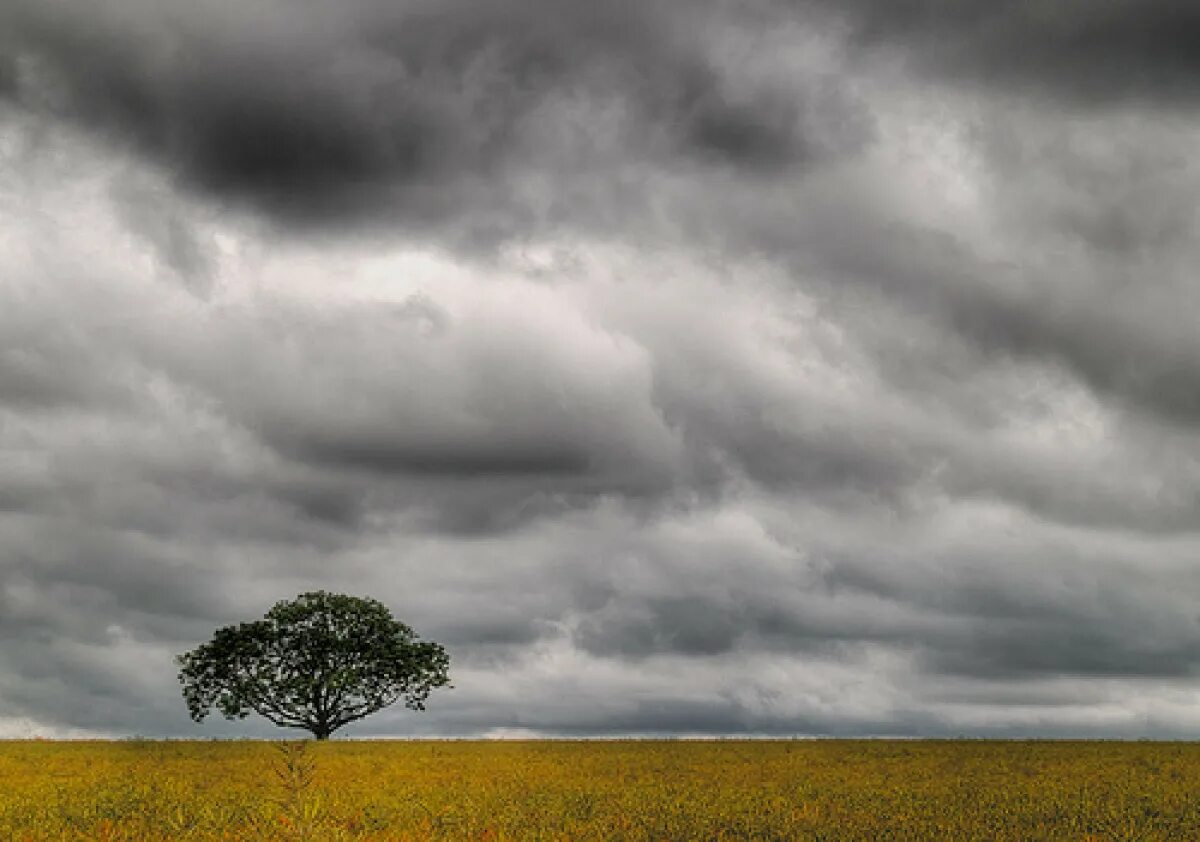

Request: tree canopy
left=177, top=591, right=450, bottom=739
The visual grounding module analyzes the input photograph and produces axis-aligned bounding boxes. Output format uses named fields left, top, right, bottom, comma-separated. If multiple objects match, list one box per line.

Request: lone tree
left=177, top=591, right=450, bottom=740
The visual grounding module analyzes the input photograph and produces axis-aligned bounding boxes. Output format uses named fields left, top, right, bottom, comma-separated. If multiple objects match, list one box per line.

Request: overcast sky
left=3, top=1, right=1200, bottom=739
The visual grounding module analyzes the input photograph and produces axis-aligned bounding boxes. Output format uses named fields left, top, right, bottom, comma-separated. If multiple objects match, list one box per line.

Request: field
left=2, top=740, right=1200, bottom=840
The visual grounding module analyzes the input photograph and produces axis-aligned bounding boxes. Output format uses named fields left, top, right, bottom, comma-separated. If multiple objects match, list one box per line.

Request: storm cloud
left=0, top=0, right=867, bottom=237
left=2, top=1, right=1200, bottom=739
left=808, top=0, right=1200, bottom=106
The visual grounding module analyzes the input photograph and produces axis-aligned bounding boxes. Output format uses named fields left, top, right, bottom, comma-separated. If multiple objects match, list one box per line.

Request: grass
left=1, top=739, right=1200, bottom=839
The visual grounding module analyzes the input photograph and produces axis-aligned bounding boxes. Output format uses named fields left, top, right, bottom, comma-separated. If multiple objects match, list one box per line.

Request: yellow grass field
left=2, top=739, right=1200, bottom=840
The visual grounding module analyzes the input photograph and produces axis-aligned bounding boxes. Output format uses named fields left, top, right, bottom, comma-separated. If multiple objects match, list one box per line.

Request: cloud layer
left=2, top=0, right=1199, bottom=738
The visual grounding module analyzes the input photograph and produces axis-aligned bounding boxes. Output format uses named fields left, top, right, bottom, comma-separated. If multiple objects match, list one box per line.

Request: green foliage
left=176, top=591, right=450, bottom=739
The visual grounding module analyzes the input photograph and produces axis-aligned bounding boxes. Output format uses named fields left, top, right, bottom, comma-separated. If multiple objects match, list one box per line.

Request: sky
left=2, top=0, right=1200, bottom=739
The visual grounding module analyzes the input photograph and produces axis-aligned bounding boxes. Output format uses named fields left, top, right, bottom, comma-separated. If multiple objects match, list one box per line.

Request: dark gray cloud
left=0, top=0, right=868, bottom=236
left=808, top=0, right=1200, bottom=105
left=803, top=217, right=1200, bottom=433
left=4, top=0, right=1200, bottom=740
left=567, top=513, right=1200, bottom=684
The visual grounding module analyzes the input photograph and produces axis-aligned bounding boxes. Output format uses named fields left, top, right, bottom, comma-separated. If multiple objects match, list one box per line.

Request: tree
left=177, top=591, right=450, bottom=740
